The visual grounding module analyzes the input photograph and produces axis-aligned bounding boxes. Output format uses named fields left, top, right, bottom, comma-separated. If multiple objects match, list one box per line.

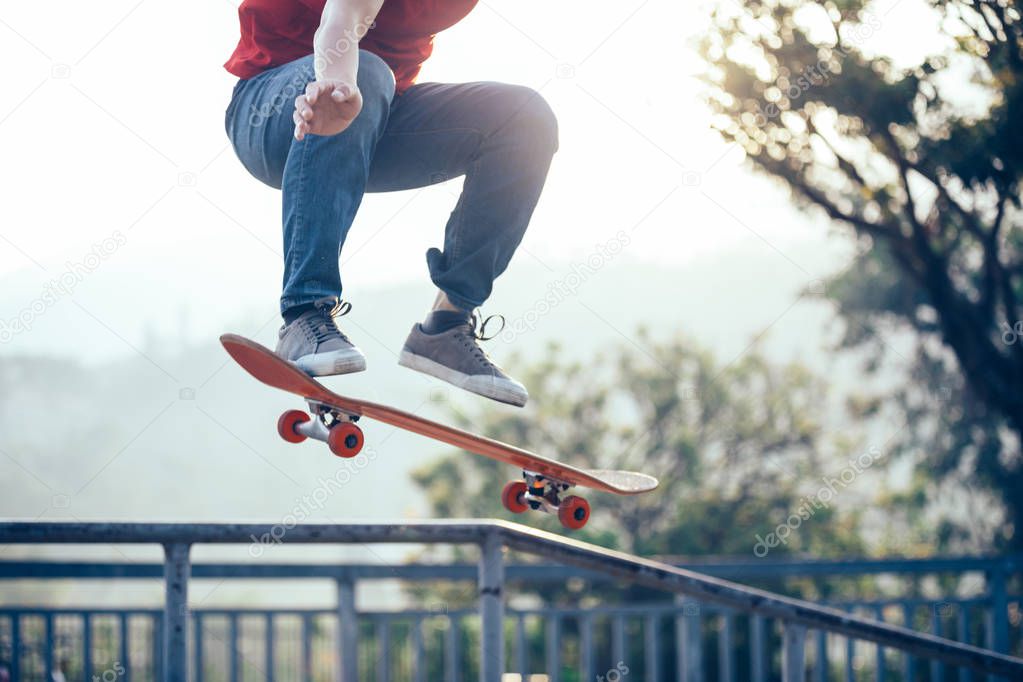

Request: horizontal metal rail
left=1, top=520, right=1022, bottom=678
left=1, top=596, right=1016, bottom=618
left=666, top=554, right=1023, bottom=577
left=3, top=553, right=1019, bottom=580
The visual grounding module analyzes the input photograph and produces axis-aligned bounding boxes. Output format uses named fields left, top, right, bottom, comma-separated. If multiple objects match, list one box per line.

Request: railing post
left=44, top=612, right=53, bottom=682
left=676, top=596, right=703, bottom=682
left=264, top=613, right=274, bottom=681
left=750, top=614, right=766, bottom=682
left=515, top=614, right=528, bottom=677
left=814, top=630, right=826, bottom=682
left=337, top=577, right=358, bottom=682
left=718, top=613, right=734, bottom=682
left=987, top=566, right=1008, bottom=653
left=987, top=564, right=1009, bottom=682
left=194, top=612, right=204, bottom=682
left=646, top=615, right=661, bottom=682
left=228, top=614, right=239, bottom=682
left=581, top=613, right=594, bottom=682
left=10, top=613, right=20, bottom=682
left=874, top=605, right=886, bottom=682
left=412, top=616, right=425, bottom=682
left=612, top=615, right=625, bottom=671
left=83, top=612, right=92, bottom=679
left=545, top=615, right=560, bottom=682
left=931, top=605, right=945, bottom=682
left=154, top=614, right=164, bottom=681
left=782, top=623, right=807, bottom=682
left=301, top=614, right=312, bottom=680
left=901, top=602, right=915, bottom=682
left=956, top=609, right=972, bottom=682
left=120, top=613, right=130, bottom=682
left=377, top=618, right=391, bottom=682
left=163, top=542, right=190, bottom=682
left=445, top=614, right=460, bottom=682
left=478, top=531, right=505, bottom=682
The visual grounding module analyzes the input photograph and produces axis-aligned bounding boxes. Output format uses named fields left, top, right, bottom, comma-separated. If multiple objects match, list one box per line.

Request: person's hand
left=293, top=80, right=363, bottom=140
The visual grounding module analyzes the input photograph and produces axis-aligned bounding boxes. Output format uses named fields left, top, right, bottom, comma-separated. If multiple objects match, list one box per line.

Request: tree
left=413, top=334, right=868, bottom=561
left=700, top=0, right=1023, bottom=548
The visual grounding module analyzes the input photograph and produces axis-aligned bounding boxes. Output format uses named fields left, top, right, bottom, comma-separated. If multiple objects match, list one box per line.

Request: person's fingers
left=294, top=96, right=312, bottom=120
left=331, top=84, right=351, bottom=101
left=294, top=104, right=310, bottom=138
left=305, top=82, right=320, bottom=105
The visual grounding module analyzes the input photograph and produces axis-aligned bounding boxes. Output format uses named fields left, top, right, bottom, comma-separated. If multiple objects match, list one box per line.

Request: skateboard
left=220, top=334, right=658, bottom=530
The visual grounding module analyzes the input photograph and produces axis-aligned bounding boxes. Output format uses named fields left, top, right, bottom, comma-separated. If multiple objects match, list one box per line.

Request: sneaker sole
left=398, top=349, right=527, bottom=407
left=294, top=348, right=367, bottom=376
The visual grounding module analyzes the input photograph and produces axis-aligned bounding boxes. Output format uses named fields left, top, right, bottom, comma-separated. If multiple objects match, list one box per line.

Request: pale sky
left=0, top=0, right=943, bottom=357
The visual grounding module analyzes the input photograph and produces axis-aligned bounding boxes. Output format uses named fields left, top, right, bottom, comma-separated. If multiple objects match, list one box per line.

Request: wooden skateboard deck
left=220, top=333, right=658, bottom=529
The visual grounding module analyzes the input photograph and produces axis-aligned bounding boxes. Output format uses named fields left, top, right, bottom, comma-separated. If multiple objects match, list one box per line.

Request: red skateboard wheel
left=277, top=410, right=310, bottom=443
left=558, top=495, right=590, bottom=530
left=501, top=480, right=529, bottom=514
left=328, top=422, right=364, bottom=458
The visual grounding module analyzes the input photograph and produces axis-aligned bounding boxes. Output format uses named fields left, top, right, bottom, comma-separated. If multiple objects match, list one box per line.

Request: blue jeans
left=224, top=51, right=558, bottom=314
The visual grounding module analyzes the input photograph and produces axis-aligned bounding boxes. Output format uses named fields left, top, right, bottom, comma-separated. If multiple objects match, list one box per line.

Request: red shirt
left=225, top=0, right=478, bottom=93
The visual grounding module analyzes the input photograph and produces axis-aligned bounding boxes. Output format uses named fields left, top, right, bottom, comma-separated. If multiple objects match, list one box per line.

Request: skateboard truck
left=522, top=471, right=568, bottom=512
left=501, top=470, right=591, bottom=530
left=276, top=400, right=365, bottom=458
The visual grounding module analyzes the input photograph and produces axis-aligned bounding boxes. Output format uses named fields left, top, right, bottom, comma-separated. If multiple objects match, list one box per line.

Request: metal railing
left=1, top=520, right=1021, bottom=681
left=2, top=599, right=1018, bottom=681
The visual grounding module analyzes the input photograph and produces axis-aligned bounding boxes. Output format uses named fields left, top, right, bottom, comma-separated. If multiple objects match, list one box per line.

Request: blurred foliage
left=410, top=335, right=878, bottom=608
left=700, top=0, right=1023, bottom=548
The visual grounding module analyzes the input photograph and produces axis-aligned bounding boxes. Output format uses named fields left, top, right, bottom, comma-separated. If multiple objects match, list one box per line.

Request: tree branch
left=807, top=118, right=871, bottom=190
left=904, top=159, right=987, bottom=241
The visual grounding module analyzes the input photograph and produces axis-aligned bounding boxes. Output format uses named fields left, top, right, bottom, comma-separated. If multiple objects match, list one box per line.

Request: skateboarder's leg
left=367, top=81, right=559, bottom=309
left=365, top=81, right=559, bottom=405
left=225, top=50, right=396, bottom=374
left=226, top=50, right=395, bottom=310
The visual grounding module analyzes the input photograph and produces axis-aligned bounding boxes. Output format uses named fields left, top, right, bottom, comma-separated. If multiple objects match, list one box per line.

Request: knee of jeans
left=500, top=86, right=559, bottom=154
left=357, top=50, right=395, bottom=116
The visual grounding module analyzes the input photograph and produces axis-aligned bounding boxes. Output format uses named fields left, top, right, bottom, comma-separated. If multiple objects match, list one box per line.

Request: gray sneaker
left=398, top=314, right=528, bottom=407
left=275, top=297, right=367, bottom=376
